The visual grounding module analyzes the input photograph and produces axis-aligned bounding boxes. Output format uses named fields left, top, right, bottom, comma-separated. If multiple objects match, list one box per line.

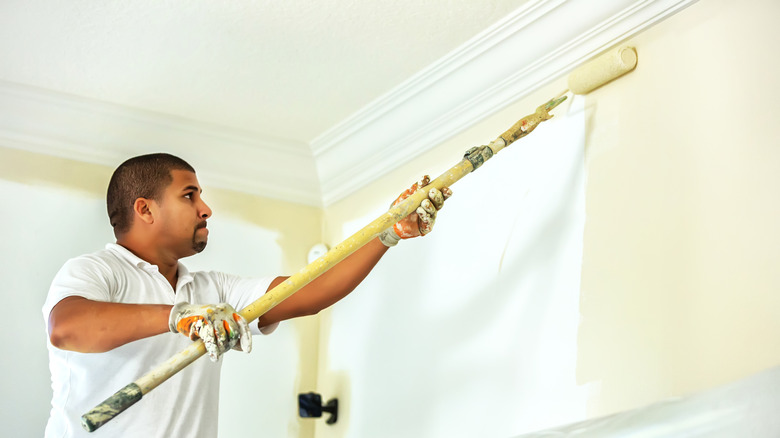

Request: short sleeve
left=216, top=273, right=278, bottom=336
left=42, top=256, right=113, bottom=333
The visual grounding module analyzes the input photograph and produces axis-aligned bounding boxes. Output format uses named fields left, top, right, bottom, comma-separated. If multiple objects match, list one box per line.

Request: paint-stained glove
left=169, top=302, right=252, bottom=362
left=378, top=175, right=452, bottom=247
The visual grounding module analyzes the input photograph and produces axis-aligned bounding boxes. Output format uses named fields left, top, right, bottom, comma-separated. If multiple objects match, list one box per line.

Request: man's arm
left=257, top=237, right=389, bottom=327
left=49, top=237, right=392, bottom=350
left=48, top=297, right=171, bottom=353
left=257, top=177, right=451, bottom=327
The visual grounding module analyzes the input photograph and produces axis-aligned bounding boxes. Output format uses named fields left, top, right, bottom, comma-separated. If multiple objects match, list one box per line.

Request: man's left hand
left=169, top=302, right=252, bottom=362
left=379, top=176, right=452, bottom=247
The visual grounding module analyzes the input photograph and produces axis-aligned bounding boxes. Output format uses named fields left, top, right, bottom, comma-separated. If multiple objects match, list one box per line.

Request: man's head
left=107, top=153, right=212, bottom=256
left=107, top=153, right=194, bottom=236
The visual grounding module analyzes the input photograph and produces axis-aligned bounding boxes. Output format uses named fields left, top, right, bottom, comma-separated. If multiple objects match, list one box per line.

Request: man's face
left=154, top=169, right=213, bottom=257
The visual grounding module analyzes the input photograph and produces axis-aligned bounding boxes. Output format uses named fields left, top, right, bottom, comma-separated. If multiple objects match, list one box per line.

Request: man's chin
left=192, top=240, right=208, bottom=254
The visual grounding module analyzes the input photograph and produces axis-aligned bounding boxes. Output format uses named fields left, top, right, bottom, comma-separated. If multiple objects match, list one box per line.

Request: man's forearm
left=256, top=178, right=450, bottom=327
left=48, top=296, right=172, bottom=353
left=257, top=237, right=389, bottom=326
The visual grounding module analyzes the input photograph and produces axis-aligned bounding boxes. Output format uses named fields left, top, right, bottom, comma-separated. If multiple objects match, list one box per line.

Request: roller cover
left=568, top=46, right=638, bottom=94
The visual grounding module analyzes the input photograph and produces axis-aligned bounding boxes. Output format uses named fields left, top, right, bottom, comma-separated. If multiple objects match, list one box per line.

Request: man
left=43, top=153, right=450, bottom=437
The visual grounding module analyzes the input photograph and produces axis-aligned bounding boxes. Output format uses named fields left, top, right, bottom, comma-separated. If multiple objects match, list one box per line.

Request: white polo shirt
left=42, top=243, right=276, bottom=438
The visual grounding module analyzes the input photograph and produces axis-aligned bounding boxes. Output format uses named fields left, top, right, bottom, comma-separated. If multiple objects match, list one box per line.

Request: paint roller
left=81, top=44, right=639, bottom=432
left=567, top=45, right=637, bottom=95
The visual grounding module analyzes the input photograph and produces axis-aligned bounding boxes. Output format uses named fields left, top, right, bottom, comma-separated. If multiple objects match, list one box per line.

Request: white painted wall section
left=320, top=100, right=589, bottom=437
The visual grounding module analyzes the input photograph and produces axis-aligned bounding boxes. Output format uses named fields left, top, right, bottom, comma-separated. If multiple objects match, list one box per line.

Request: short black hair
left=107, top=153, right=195, bottom=237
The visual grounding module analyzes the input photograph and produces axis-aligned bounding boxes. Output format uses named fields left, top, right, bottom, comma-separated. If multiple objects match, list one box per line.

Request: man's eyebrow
left=183, top=185, right=202, bottom=193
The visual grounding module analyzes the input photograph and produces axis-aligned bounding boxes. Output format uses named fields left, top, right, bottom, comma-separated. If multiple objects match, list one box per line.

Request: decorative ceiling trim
left=0, top=0, right=696, bottom=208
left=311, top=0, right=697, bottom=206
left=0, top=80, right=322, bottom=206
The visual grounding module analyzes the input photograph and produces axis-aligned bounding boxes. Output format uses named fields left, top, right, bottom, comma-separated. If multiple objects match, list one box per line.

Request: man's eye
left=184, top=193, right=194, bottom=199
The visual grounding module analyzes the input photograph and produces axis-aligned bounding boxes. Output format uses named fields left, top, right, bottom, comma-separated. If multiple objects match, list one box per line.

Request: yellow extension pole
left=80, top=95, right=568, bottom=432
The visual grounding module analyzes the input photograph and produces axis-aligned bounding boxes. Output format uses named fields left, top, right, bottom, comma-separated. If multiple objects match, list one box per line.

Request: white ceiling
left=0, top=0, right=530, bottom=142
left=0, top=0, right=696, bottom=206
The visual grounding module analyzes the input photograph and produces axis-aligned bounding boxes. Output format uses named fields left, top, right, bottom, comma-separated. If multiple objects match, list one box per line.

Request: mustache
left=196, top=221, right=208, bottom=230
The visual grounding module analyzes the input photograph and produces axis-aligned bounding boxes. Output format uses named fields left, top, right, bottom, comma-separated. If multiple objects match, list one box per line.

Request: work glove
left=169, top=302, right=252, bottom=362
left=378, top=175, right=452, bottom=247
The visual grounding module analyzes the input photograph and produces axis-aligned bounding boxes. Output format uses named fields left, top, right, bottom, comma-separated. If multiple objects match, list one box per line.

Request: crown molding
left=0, top=0, right=696, bottom=208
left=0, top=80, right=322, bottom=206
left=311, top=0, right=697, bottom=206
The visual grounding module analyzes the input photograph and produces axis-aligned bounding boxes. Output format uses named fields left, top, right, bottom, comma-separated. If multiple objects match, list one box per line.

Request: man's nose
left=199, top=200, right=212, bottom=219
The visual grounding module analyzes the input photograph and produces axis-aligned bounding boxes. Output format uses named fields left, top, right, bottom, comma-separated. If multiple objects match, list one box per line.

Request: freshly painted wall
left=315, top=0, right=780, bottom=436
left=0, top=147, right=321, bottom=438
left=316, top=82, right=589, bottom=438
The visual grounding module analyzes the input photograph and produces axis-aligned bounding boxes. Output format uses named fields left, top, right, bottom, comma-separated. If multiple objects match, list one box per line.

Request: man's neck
left=117, top=238, right=179, bottom=290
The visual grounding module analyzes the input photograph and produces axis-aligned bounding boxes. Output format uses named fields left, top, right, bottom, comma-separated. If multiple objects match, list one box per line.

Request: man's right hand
left=169, top=302, right=252, bottom=361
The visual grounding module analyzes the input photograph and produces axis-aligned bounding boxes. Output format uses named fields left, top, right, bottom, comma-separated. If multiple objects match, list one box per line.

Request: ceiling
left=0, top=0, right=696, bottom=206
left=0, top=0, right=531, bottom=142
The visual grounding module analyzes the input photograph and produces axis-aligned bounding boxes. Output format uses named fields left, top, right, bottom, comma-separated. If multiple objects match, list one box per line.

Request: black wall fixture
left=298, top=392, right=338, bottom=425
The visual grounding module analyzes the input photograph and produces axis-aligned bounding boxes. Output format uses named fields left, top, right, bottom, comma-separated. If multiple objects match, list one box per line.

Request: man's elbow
left=49, top=326, right=111, bottom=353
left=48, top=310, right=101, bottom=353
left=301, top=306, right=321, bottom=318
left=258, top=303, right=321, bottom=327
left=48, top=322, right=76, bottom=351
left=295, top=300, right=327, bottom=318
left=48, top=327, right=65, bottom=349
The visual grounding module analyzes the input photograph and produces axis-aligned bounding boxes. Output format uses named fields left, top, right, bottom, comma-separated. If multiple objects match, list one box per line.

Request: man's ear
left=133, top=198, right=156, bottom=225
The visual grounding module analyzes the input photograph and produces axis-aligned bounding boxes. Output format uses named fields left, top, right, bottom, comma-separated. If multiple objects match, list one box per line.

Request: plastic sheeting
left=515, top=365, right=780, bottom=437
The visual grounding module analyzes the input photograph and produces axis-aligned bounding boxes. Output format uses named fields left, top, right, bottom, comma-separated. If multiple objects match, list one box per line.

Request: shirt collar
left=176, top=262, right=194, bottom=289
left=106, top=243, right=151, bottom=269
left=106, top=243, right=194, bottom=289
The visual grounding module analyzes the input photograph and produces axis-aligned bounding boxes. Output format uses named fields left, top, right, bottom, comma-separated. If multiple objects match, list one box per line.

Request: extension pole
left=81, top=95, right=568, bottom=432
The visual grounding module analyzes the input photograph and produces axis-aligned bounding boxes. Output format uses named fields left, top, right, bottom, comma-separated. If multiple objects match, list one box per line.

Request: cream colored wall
left=577, top=0, right=780, bottom=418
left=0, top=146, right=321, bottom=437
left=317, top=0, right=780, bottom=433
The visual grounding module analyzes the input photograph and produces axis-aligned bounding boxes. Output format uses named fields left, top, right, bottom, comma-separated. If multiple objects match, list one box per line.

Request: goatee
left=193, top=240, right=207, bottom=253
left=193, top=221, right=208, bottom=253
